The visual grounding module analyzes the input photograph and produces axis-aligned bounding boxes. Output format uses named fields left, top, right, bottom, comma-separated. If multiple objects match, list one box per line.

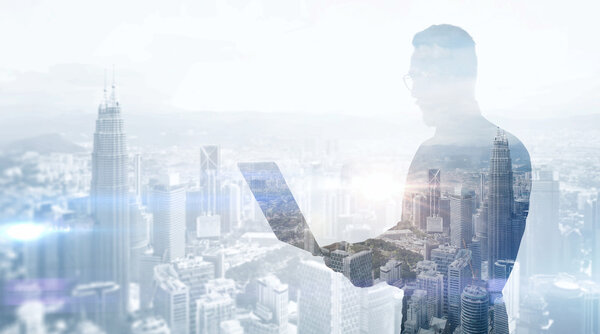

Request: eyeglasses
left=403, top=71, right=440, bottom=92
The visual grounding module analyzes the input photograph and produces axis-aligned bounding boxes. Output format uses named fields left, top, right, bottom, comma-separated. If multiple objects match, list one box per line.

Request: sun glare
left=352, top=173, right=403, bottom=201
left=2, top=223, right=48, bottom=242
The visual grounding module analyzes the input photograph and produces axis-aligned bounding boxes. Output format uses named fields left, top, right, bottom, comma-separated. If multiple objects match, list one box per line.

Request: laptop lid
left=238, top=162, right=321, bottom=256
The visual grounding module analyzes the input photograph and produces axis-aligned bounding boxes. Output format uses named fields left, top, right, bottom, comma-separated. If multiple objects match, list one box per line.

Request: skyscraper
left=439, top=197, right=451, bottom=236
left=90, top=74, right=130, bottom=315
left=329, top=249, right=349, bottom=273
left=139, top=248, right=162, bottom=310
left=151, top=174, right=186, bottom=262
left=473, top=202, right=488, bottom=266
left=172, top=256, right=215, bottom=334
left=580, top=280, right=600, bottom=334
left=200, top=145, right=220, bottom=216
left=488, top=129, right=514, bottom=277
left=493, top=297, right=509, bottom=334
left=468, top=238, right=482, bottom=280
left=359, top=284, right=395, bottom=334
left=412, top=194, right=428, bottom=230
left=185, top=187, right=203, bottom=236
left=526, top=167, right=560, bottom=276
left=479, top=173, right=486, bottom=205
left=447, top=249, right=472, bottom=330
left=461, top=285, right=489, bottom=334
left=72, top=281, right=121, bottom=333
left=298, top=260, right=360, bottom=334
left=154, top=274, right=190, bottom=334
left=220, top=182, right=242, bottom=233
left=428, top=169, right=441, bottom=217
left=416, top=267, right=444, bottom=319
left=343, top=250, right=373, bottom=288
left=196, top=292, right=235, bottom=334
left=431, top=244, right=458, bottom=316
left=510, top=214, right=526, bottom=260
left=404, top=289, right=428, bottom=334
left=450, top=191, right=474, bottom=248
left=134, top=153, right=142, bottom=201
left=250, top=275, right=289, bottom=334
left=129, top=200, right=151, bottom=282
left=490, top=259, right=515, bottom=301
left=380, top=259, right=402, bottom=285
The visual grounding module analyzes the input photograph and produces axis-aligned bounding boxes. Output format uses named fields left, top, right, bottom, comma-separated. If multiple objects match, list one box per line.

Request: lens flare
left=2, top=223, right=47, bottom=241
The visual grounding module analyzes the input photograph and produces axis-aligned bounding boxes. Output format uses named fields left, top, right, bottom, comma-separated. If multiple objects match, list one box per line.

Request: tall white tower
left=90, top=71, right=130, bottom=316
left=151, top=174, right=186, bottom=262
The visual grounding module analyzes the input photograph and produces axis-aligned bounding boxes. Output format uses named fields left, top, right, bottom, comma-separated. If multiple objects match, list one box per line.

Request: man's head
left=407, top=24, right=478, bottom=126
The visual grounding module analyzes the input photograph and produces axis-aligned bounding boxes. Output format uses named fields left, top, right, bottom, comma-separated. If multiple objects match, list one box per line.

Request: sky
left=1, top=0, right=599, bottom=120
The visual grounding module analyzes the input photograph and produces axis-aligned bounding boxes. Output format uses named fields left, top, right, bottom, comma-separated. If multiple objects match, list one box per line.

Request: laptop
left=238, top=162, right=322, bottom=256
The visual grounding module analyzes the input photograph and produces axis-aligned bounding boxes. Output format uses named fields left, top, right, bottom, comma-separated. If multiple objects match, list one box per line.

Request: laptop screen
left=238, top=162, right=321, bottom=256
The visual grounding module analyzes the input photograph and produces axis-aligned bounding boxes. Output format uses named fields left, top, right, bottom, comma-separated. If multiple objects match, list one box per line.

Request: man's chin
left=420, top=112, right=438, bottom=128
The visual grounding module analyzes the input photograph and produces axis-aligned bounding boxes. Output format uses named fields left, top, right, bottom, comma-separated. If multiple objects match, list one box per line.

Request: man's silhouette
left=244, top=24, right=532, bottom=333
left=390, top=24, right=531, bottom=333
left=327, top=24, right=531, bottom=332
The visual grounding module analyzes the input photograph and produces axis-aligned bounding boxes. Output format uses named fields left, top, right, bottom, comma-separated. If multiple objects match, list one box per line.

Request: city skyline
left=1, top=4, right=600, bottom=332
left=0, top=70, right=598, bottom=334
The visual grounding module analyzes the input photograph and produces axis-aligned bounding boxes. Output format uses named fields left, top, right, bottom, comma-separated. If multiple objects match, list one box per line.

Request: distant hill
left=3, top=133, right=85, bottom=154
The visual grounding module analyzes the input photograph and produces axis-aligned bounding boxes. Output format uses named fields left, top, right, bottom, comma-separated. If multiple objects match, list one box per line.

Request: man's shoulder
left=408, top=124, right=531, bottom=174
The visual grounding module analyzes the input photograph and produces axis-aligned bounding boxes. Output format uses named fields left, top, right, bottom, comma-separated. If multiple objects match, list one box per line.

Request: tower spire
left=103, top=68, right=108, bottom=104
left=494, top=127, right=507, bottom=143
left=110, top=64, right=117, bottom=105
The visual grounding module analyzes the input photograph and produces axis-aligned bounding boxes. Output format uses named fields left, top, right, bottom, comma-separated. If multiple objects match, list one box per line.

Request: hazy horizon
left=2, top=0, right=600, bottom=122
